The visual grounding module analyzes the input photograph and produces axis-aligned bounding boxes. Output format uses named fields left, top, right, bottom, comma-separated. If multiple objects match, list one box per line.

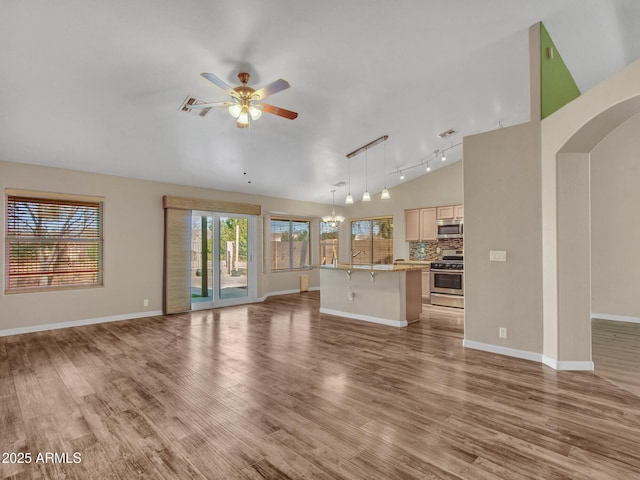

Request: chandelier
left=322, top=190, right=345, bottom=227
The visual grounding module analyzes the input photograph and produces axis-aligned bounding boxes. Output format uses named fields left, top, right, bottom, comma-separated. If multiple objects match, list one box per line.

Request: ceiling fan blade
left=257, top=102, right=298, bottom=120
left=252, top=79, right=290, bottom=100
left=186, top=101, right=234, bottom=110
left=201, top=73, right=240, bottom=98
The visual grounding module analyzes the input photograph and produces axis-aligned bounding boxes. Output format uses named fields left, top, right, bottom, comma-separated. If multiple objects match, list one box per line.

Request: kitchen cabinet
left=421, top=269, right=430, bottom=303
left=437, top=205, right=455, bottom=220
left=404, top=209, right=420, bottom=241
left=437, top=204, right=464, bottom=220
left=405, top=208, right=436, bottom=241
left=419, top=208, right=437, bottom=241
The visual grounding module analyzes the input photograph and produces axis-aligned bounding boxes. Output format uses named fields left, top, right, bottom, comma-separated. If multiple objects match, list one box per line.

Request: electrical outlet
left=499, top=327, right=507, bottom=339
left=143, top=299, right=149, bottom=307
left=490, top=250, right=507, bottom=262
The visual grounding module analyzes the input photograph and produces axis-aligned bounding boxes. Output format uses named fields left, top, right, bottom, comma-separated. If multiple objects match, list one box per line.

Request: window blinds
left=6, top=195, right=104, bottom=291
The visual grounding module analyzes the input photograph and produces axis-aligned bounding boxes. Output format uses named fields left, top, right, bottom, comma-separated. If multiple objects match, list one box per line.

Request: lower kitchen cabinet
left=421, top=269, right=430, bottom=304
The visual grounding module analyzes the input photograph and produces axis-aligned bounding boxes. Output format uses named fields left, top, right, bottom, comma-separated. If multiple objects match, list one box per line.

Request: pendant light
left=380, top=140, right=390, bottom=199
left=362, top=148, right=371, bottom=202
left=345, top=156, right=354, bottom=204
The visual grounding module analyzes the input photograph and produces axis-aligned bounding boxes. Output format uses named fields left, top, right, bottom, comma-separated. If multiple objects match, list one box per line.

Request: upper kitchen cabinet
left=405, top=209, right=420, bottom=241
left=437, top=205, right=464, bottom=220
left=420, top=208, right=437, bottom=240
left=405, top=208, right=436, bottom=241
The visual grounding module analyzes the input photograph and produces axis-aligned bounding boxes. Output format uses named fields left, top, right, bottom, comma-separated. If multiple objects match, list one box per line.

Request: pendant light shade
left=381, top=140, right=390, bottom=200
left=362, top=148, right=371, bottom=201
left=345, top=156, right=354, bottom=204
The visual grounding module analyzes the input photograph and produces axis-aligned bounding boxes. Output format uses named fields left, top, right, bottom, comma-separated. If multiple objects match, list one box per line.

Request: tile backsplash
left=409, top=239, right=464, bottom=261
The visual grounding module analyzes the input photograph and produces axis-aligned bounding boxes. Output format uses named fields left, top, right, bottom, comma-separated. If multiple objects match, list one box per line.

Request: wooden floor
left=592, top=318, right=640, bottom=398
left=1, top=293, right=640, bottom=479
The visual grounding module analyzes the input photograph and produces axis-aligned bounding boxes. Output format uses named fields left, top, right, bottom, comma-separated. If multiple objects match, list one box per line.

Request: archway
left=554, top=95, right=640, bottom=367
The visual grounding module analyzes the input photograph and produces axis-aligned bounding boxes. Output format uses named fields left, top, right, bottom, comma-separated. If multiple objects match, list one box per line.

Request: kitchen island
left=318, top=264, right=423, bottom=327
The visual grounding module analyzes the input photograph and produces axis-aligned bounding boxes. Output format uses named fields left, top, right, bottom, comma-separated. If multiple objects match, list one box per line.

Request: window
left=270, top=218, right=310, bottom=271
left=319, top=221, right=339, bottom=265
left=5, top=193, right=104, bottom=292
left=351, top=217, right=393, bottom=265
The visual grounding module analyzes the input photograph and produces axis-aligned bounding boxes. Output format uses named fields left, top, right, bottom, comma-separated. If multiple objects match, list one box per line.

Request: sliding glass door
left=219, top=216, right=248, bottom=299
left=191, top=212, right=255, bottom=309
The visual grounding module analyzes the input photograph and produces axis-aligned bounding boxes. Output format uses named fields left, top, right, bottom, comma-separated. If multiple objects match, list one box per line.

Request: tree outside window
left=350, top=217, right=393, bottom=265
left=271, top=218, right=310, bottom=271
left=6, top=194, right=104, bottom=292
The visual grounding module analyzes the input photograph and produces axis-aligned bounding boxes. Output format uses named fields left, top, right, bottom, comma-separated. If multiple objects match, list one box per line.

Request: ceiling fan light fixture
left=228, top=104, right=241, bottom=118
left=381, top=188, right=390, bottom=200
left=249, top=106, right=262, bottom=120
left=237, top=108, right=249, bottom=127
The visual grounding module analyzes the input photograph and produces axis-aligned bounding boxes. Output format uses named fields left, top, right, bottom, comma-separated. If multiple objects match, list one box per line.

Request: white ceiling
left=1, top=0, right=639, bottom=205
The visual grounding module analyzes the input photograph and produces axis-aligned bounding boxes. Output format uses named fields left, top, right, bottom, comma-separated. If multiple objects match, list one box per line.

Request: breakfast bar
left=318, top=264, right=423, bottom=327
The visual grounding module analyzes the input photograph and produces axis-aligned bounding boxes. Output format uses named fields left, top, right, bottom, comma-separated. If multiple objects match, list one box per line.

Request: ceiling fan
left=185, top=72, right=298, bottom=128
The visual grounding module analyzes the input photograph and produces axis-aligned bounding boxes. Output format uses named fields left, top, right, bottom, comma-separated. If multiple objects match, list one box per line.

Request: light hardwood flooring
left=592, top=318, right=640, bottom=398
left=1, top=292, right=640, bottom=479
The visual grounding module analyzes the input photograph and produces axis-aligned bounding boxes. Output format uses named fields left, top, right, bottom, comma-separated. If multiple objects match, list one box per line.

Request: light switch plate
left=490, top=250, right=507, bottom=262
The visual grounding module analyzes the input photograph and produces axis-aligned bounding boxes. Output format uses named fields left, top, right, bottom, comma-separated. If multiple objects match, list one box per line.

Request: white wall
left=463, top=122, right=543, bottom=354
left=591, top=113, right=640, bottom=319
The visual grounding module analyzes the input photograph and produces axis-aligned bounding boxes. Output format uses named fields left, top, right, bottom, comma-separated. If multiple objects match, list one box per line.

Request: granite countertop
left=394, top=260, right=432, bottom=267
left=317, top=264, right=425, bottom=272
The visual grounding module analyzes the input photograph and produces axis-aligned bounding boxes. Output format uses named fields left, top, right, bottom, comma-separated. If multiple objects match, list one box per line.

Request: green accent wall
left=540, top=22, right=581, bottom=119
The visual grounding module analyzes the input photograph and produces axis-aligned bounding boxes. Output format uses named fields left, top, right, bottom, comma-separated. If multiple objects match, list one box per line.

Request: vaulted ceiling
left=1, top=0, right=639, bottom=205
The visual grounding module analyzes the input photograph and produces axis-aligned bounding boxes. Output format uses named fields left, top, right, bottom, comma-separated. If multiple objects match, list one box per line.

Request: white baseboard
left=0, top=310, right=164, bottom=338
left=319, top=307, right=407, bottom=328
left=462, top=340, right=542, bottom=363
left=463, top=339, right=594, bottom=371
left=3, top=289, right=320, bottom=338
left=591, top=312, right=640, bottom=324
left=542, top=356, right=594, bottom=371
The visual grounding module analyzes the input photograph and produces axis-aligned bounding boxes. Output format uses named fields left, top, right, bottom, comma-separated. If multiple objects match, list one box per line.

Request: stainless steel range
left=430, top=250, right=464, bottom=308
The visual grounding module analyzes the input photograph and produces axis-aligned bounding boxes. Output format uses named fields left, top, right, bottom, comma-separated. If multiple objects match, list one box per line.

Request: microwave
left=436, top=219, right=463, bottom=239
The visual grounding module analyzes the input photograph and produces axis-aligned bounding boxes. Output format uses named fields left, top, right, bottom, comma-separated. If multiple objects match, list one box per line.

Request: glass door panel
left=191, top=214, right=214, bottom=307
left=219, top=217, right=248, bottom=299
